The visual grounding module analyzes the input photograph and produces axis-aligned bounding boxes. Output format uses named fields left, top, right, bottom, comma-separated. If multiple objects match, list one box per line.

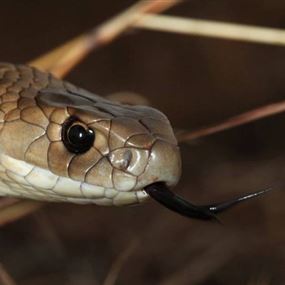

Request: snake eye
left=62, top=118, right=95, bottom=154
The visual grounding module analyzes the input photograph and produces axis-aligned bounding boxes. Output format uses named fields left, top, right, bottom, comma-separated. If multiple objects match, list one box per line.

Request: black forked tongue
left=144, top=182, right=271, bottom=221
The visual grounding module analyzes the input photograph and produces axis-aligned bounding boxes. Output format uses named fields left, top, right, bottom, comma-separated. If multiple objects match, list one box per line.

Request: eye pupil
left=69, top=125, right=88, bottom=144
left=62, top=119, right=95, bottom=154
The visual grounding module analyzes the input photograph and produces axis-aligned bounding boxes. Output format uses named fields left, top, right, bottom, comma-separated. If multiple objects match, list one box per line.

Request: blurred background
left=0, top=0, right=285, bottom=284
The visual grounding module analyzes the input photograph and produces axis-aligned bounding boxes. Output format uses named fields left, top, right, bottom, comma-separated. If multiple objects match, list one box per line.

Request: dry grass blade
left=29, top=0, right=181, bottom=78
left=0, top=200, right=43, bottom=227
left=0, top=264, right=17, bottom=285
left=136, top=14, right=285, bottom=46
left=0, top=198, right=19, bottom=208
left=29, top=35, right=90, bottom=79
left=177, top=100, right=285, bottom=142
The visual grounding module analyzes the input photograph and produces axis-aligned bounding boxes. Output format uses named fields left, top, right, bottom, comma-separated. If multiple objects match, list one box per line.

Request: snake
left=0, top=62, right=269, bottom=220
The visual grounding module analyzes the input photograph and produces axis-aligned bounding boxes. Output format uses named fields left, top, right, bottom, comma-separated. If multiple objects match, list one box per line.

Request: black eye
left=62, top=118, right=95, bottom=154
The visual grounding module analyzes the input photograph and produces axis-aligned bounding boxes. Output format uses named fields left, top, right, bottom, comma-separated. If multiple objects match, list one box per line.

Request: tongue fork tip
left=144, top=182, right=272, bottom=220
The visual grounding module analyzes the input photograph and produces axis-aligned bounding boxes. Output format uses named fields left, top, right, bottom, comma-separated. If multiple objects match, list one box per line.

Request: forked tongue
left=144, top=182, right=271, bottom=221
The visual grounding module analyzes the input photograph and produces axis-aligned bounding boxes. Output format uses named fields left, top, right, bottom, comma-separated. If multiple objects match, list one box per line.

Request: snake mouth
left=144, top=182, right=271, bottom=221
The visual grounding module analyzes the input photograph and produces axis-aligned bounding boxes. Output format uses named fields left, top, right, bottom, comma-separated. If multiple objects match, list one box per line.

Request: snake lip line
left=144, top=182, right=272, bottom=220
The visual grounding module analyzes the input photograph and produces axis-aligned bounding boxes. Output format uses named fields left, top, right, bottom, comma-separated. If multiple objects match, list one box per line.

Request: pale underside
left=0, top=154, right=148, bottom=206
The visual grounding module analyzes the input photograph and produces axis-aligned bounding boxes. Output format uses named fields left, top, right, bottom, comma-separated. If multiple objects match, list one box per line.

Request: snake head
left=0, top=64, right=270, bottom=220
left=0, top=64, right=181, bottom=206
left=34, top=85, right=182, bottom=205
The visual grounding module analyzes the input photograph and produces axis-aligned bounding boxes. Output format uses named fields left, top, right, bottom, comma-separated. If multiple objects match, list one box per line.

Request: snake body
left=0, top=63, right=181, bottom=206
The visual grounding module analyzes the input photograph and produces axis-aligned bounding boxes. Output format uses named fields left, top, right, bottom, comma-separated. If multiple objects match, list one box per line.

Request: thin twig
left=30, top=0, right=181, bottom=78
left=0, top=200, right=43, bottom=226
left=0, top=198, right=43, bottom=228
left=0, top=198, right=19, bottom=208
left=92, top=0, right=181, bottom=46
left=177, top=100, right=285, bottom=142
left=136, top=14, right=285, bottom=46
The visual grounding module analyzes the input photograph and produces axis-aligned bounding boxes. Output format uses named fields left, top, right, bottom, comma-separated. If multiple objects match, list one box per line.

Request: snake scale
left=0, top=62, right=269, bottom=220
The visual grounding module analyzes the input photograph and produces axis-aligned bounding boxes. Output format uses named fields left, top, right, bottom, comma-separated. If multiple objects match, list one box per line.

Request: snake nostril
left=122, top=150, right=132, bottom=169
left=109, top=149, right=133, bottom=170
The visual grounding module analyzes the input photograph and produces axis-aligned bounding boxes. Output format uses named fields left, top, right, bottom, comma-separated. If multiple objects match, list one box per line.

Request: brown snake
left=0, top=62, right=270, bottom=220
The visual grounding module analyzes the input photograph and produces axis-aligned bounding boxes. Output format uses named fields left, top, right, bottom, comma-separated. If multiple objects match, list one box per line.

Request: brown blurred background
left=1, top=0, right=285, bottom=284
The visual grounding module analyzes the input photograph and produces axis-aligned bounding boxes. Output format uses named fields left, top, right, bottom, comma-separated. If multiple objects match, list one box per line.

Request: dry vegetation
left=0, top=0, right=285, bottom=284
